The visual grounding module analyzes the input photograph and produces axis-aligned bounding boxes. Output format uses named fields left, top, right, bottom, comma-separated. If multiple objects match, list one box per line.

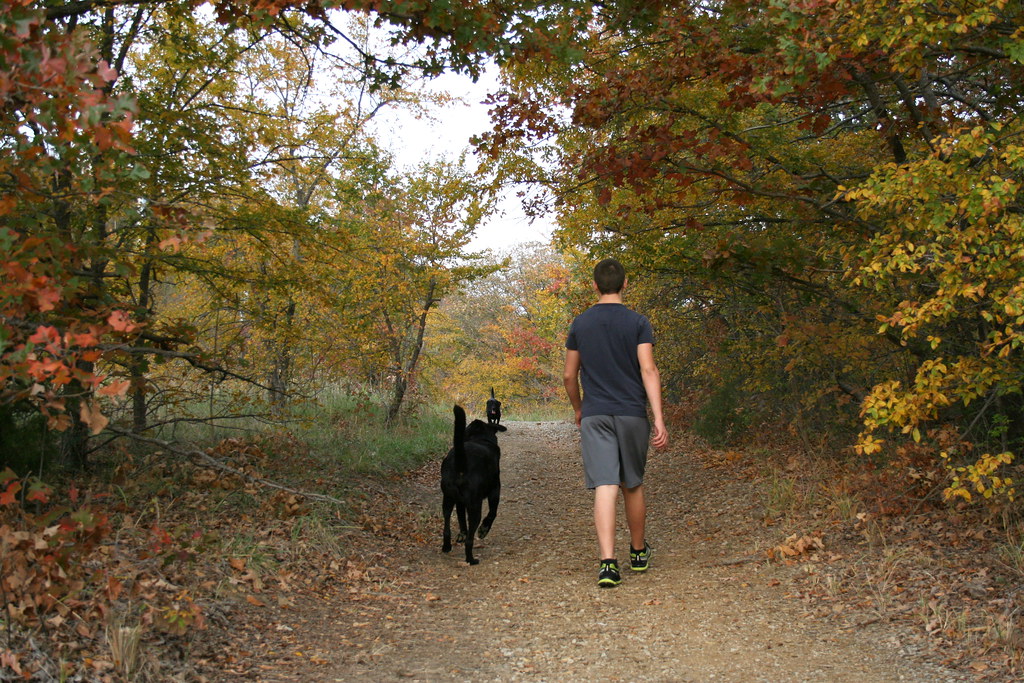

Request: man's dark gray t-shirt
left=565, top=303, right=655, bottom=419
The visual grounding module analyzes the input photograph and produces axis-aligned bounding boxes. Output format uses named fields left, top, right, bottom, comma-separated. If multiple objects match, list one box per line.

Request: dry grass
left=106, top=614, right=143, bottom=680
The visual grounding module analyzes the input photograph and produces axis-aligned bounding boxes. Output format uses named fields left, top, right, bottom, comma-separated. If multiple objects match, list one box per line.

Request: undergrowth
left=746, top=429, right=1024, bottom=676
left=0, top=389, right=452, bottom=681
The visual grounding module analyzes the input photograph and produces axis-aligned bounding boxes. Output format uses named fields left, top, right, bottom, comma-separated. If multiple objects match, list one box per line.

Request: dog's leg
left=464, top=501, right=482, bottom=565
left=455, top=503, right=467, bottom=544
left=478, top=483, right=500, bottom=539
left=442, top=496, right=455, bottom=553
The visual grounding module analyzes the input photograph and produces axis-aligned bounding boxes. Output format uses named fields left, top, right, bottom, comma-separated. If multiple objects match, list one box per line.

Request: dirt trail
left=213, top=421, right=972, bottom=682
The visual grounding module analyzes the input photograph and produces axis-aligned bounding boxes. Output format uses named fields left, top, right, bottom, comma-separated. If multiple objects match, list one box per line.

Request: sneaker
left=597, top=559, right=622, bottom=588
left=630, top=542, right=652, bottom=572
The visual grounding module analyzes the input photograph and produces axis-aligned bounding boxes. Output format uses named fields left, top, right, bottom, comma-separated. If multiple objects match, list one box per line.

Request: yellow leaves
left=942, top=452, right=1016, bottom=503
left=855, top=436, right=884, bottom=456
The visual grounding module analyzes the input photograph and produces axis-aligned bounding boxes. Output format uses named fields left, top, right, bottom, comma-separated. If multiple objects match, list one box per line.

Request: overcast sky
left=370, top=67, right=554, bottom=254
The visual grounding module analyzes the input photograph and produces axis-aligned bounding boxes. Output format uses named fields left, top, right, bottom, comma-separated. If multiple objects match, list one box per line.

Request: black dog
left=441, top=404, right=506, bottom=565
left=486, top=387, right=502, bottom=425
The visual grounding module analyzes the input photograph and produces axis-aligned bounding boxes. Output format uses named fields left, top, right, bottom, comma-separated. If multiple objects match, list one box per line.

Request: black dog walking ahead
left=486, top=387, right=502, bottom=425
left=441, top=405, right=506, bottom=565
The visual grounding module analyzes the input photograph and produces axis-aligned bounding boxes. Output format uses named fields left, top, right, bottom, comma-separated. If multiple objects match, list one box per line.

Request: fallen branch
left=108, top=427, right=346, bottom=506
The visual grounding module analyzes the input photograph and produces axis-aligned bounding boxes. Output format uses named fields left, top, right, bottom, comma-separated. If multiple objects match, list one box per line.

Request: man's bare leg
left=594, top=484, right=619, bottom=559
left=622, top=484, right=646, bottom=551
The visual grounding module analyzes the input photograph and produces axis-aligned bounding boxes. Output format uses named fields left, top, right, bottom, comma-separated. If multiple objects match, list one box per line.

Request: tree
left=1, top=0, right=142, bottom=468
left=467, top=0, right=1024, bottom=501
left=333, top=157, right=498, bottom=423
left=424, top=243, right=578, bottom=416
left=3, top=0, right=495, bottom=461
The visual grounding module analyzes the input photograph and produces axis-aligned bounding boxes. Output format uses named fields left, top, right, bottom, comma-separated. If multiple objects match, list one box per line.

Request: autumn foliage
left=6, top=0, right=1024, bottom=675
left=471, top=0, right=1024, bottom=509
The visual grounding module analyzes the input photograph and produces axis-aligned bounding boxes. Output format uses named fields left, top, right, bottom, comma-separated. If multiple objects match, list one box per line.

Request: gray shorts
left=579, top=415, right=650, bottom=489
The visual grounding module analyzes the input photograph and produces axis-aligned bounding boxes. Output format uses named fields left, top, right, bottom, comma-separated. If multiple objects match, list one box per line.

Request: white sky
left=371, top=67, right=555, bottom=254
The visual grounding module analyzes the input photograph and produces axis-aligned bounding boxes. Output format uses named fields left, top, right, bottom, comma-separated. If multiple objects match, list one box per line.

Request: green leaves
left=469, top=0, right=1024, bottom=505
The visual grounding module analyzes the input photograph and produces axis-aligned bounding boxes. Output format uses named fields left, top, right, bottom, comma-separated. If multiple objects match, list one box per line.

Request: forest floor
left=190, top=420, right=1022, bottom=682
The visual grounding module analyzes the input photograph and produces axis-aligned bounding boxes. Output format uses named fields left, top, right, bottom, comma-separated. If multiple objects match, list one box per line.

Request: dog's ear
left=493, top=424, right=507, bottom=432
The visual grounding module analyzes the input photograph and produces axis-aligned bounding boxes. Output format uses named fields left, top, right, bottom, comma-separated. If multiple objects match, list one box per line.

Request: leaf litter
left=3, top=423, right=1017, bottom=680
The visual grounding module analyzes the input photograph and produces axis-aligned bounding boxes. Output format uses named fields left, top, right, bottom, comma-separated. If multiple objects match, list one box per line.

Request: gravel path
left=312, top=420, right=968, bottom=682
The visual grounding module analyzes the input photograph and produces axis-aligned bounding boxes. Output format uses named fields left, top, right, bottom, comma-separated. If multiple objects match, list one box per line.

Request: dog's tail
left=490, top=387, right=495, bottom=399
left=453, top=404, right=467, bottom=474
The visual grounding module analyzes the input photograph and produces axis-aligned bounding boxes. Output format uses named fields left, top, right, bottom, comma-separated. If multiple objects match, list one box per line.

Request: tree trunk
left=267, top=300, right=296, bottom=415
left=384, top=277, right=437, bottom=426
left=131, top=248, right=155, bottom=432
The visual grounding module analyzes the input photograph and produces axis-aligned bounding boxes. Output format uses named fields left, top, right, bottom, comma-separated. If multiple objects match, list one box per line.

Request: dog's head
left=466, top=418, right=507, bottom=442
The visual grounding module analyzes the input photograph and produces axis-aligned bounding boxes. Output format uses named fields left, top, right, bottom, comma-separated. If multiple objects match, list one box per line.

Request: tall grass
left=144, top=383, right=571, bottom=478
left=140, top=384, right=446, bottom=473
left=292, top=388, right=451, bottom=475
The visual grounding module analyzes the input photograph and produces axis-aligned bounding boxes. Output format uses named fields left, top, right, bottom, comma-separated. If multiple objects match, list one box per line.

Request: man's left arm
left=637, top=343, right=668, bottom=448
left=563, top=349, right=583, bottom=427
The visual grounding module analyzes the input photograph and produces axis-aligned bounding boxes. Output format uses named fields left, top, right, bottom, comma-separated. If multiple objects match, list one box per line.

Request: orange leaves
left=33, top=285, right=61, bottom=311
left=0, top=0, right=154, bottom=443
left=106, top=309, right=137, bottom=333
left=77, top=400, right=109, bottom=436
left=27, top=324, right=61, bottom=349
left=96, top=379, right=130, bottom=397
left=0, top=475, right=20, bottom=506
left=767, top=533, right=825, bottom=562
left=12, top=315, right=131, bottom=436
left=158, top=234, right=183, bottom=251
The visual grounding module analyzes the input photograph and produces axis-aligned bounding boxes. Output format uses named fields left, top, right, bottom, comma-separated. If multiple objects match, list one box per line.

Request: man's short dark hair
left=594, top=258, right=626, bottom=294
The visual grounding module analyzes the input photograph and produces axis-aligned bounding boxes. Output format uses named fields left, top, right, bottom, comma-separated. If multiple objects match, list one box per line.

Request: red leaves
left=96, top=379, right=130, bottom=397
left=106, top=309, right=136, bottom=333
left=25, top=480, right=51, bottom=504
left=33, top=286, right=60, bottom=311
left=1, top=479, right=21, bottom=506
left=94, top=59, right=117, bottom=84
left=5, top=225, right=141, bottom=426
left=0, top=1, right=149, bottom=432
left=27, top=325, right=60, bottom=349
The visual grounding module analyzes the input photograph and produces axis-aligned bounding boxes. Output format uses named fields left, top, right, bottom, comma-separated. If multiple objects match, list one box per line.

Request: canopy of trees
left=1, top=0, right=508, bottom=473
left=4, top=0, right=1024, bottom=508
left=5, top=2, right=1024, bottom=678
left=464, top=0, right=1024, bottom=506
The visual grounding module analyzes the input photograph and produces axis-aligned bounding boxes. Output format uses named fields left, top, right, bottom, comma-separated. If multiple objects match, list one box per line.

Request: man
left=563, top=258, right=669, bottom=587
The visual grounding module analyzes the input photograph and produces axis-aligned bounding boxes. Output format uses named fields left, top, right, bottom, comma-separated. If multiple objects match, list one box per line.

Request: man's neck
left=596, top=293, right=623, bottom=305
